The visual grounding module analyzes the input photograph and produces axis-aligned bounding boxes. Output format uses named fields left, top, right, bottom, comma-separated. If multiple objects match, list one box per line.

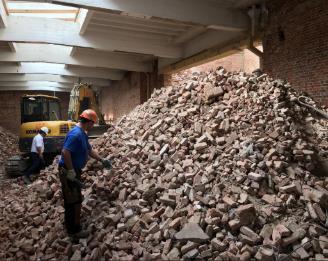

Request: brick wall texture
left=164, top=48, right=260, bottom=87
left=101, top=72, right=164, bottom=122
left=263, top=0, right=328, bottom=106
left=101, top=72, right=141, bottom=122
left=0, top=91, right=69, bottom=134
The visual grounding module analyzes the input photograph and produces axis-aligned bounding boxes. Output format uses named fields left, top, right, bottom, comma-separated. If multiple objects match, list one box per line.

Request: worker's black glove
left=101, top=158, right=112, bottom=169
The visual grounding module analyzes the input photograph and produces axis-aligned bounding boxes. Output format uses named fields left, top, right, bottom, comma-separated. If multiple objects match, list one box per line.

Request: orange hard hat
left=80, top=109, right=98, bottom=123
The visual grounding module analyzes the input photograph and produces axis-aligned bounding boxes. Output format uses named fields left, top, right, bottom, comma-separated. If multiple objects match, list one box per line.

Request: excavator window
left=21, top=96, right=62, bottom=123
left=49, top=100, right=61, bottom=121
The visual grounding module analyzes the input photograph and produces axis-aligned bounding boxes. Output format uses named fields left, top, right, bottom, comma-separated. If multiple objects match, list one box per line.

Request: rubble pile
left=1, top=68, right=328, bottom=261
left=0, top=126, right=18, bottom=164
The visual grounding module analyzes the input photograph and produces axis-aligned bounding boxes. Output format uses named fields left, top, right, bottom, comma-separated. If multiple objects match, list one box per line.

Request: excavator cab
left=21, top=95, right=61, bottom=123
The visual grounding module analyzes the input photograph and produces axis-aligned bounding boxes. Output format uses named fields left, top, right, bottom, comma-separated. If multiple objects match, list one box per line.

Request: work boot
left=23, top=176, right=32, bottom=185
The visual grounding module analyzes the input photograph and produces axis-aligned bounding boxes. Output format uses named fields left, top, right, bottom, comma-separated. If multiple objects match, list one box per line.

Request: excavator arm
left=68, top=83, right=106, bottom=124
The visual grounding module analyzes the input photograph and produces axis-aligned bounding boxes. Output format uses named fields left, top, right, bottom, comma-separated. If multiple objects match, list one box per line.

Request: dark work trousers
left=24, top=152, right=44, bottom=177
left=59, top=167, right=83, bottom=234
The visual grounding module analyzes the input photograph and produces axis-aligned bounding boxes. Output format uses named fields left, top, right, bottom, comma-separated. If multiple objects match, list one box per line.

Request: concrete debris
left=0, top=67, right=328, bottom=260
left=174, top=223, right=210, bottom=243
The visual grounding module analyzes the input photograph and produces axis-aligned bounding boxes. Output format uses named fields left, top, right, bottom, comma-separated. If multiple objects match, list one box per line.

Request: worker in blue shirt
left=58, top=109, right=112, bottom=239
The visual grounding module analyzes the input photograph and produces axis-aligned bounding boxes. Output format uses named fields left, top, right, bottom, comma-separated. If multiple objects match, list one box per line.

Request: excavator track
left=5, top=155, right=29, bottom=177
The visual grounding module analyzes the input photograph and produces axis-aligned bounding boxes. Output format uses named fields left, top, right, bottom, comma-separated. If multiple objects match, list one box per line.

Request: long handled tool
left=296, top=96, right=328, bottom=119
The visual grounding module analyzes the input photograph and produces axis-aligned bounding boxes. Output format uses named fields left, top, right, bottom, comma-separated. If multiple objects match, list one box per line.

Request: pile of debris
left=1, top=68, right=328, bottom=261
left=0, top=126, right=18, bottom=179
left=0, top=126, right=18, bottom=164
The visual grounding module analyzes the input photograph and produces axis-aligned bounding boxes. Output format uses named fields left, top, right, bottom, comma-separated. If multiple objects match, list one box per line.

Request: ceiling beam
left=70, top=10, right=93, bottom=56
left=16, top=0, right=249, bottom=31
left=8, top=42, right=17, bottom=51
left=0, top=81, right=73, bottom=88
left=174, top=27, right=207, bottom=44
left=0, top=63, right=125, bottom=80
left=0, top=44, right=153, bottom=72
left=78, top=9, right=93, bottom=35
left=91, top=14, right=190, bottom=33
left=0, top=85, right=72, bottom=92
left=0, top=73, right=111, bottom=86
left=183, top=30, right=244, bottom=58
left=160, top=36, right=255, bottom=74
left=159, top=29, right=248, bottom=73
left=0, top=16, right=182, bottom=58
left=0, top=0, right=8, bottom=28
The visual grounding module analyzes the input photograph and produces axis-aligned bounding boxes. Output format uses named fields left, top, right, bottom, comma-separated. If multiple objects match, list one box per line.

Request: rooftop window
left=6, top=1, right=80, bottom=22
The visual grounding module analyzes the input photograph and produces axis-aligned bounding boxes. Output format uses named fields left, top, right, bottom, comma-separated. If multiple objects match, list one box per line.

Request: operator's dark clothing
left=58, top=126, right=91, bottom=235
left=24, top=152, right=45, bottom=177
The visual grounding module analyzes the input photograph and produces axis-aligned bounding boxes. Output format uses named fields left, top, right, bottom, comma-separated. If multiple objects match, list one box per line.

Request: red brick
left=263, top=0, right=328, bottom=106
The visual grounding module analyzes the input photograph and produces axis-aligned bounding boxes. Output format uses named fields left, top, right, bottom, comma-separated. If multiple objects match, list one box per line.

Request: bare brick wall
left=101, top=72, right=141, bottom=122
left=101, top=71, right=164, bottom=122
left=263, top=0, right=328, bottom=105
left=165, top=48, right=260, bottom=86
left=0, top=91, right=69, bottom=134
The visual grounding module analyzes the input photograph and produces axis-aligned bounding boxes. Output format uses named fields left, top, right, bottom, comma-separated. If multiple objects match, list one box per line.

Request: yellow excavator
left=5, top=83, right=109, bottom=176
left=5, top=95, right=76, bottom=176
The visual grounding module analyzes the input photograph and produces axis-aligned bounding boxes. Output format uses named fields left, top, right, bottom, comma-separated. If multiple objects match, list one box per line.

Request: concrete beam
left=78, top=9, right=94, bottom=35
left=17, top=0, right=249, bottom=31
left=159, top=29, right=250, bottom=73
left=0, top=44, right=153, bottom=72
left=183, top=30, right=243, bottom=59
left=90, top=14, right=189, bottom=34
left=0, top=16, right=182, bottom=58
left=0, top=73, right=111, bottom=86
left=8, top=42, right=17, bottom=52
left=0, top=85, right=71, bottom=92
left=0, top=0, right=8, bottom=28
left=160, top=36, right=251, bottom=74
left=0, top=63, right=125, bottom=80
left=174, top=27, right=208, bottom=44
left=0, top=81, right=73, bottom=88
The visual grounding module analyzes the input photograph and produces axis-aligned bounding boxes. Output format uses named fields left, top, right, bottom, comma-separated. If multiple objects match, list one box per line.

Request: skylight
left=20, top=62, right=67, bottom=70
left=6, top=1, right=80, bottom=22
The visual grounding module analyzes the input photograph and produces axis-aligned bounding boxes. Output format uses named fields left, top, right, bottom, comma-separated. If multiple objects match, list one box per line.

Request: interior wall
left=164, top=48, right=260, bottom=86
left=263, top=0, right=328, bottom=105
left=0, top=91, right=69, bottom=134
left=101, top=71, right=164, bottom=122
left=101, top=72, right=141, bottom=122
